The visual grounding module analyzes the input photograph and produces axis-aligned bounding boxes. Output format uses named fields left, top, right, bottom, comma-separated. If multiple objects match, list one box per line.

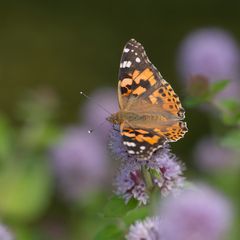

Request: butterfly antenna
left=80, top=91, right=112, bottom=115
left=87, top=120, right=108, bottom=134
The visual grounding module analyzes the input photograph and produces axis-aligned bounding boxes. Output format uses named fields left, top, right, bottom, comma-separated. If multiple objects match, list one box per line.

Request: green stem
left=141, top=165, right=153, bottom=190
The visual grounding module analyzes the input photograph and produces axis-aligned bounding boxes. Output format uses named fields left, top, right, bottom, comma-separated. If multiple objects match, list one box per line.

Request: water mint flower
left=111, top=127, right=184, bottom=204
left=126, top=217, right=161, bottom=240
left=114, top=160, right=149, bottom=205
left=147, top=147, right=184, bottom=196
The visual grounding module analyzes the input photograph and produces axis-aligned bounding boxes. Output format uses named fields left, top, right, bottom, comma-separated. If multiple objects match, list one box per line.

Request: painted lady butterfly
left=107, top=39, right=187, bottom=160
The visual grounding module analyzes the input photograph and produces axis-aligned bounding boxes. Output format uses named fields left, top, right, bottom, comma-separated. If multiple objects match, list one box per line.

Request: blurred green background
left=1, top=1, right=239, bottom=122
left=0, top=1, right=240, bottom=240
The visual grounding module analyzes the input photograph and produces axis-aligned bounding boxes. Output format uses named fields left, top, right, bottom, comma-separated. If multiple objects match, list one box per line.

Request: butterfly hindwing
left=120, top=122, right=166, bottom=160
left=147, top=79, right=186, bottom=119
left=152, top=121, right=188, bottom=142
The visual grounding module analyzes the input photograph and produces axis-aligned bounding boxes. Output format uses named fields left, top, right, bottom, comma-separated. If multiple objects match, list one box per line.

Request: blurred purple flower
left=51, top=126, right=109, bottom=201
left=160, top=185, right=232, bottom=240
left=178, top=28, right=240, bottom=81
left=177, top=28, right=240, bottom=99
left=112, top=128, right=184, bottom=204
left=126, top=217, right=161, bottom=240
left=194, top=137, right=238, bottom=171
left=0, top=224, right=14, bottom=240
left=81, top=87, right=118, bottom=141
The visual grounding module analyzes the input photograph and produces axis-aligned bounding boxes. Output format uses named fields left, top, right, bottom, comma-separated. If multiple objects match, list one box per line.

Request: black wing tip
left=129, top=38, right=137, bottom=42
left=126, top=38, right=141, bottom=46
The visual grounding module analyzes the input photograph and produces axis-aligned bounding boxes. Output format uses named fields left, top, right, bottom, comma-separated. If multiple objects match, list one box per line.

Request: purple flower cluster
left=126, top=217, right=161, bottom=240
left=110, top=129, right=184, bottom=205
left=126, top=185, right=232, bottom=240
left=114, top=160, right=149, bottom=205
left=148, top=149, right=184, bottom=197
left=177, top=28, right=240, bottom=100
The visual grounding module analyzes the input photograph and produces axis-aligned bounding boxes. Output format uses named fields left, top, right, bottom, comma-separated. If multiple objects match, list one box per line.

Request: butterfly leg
left=113, top=124, right=120, bottom=132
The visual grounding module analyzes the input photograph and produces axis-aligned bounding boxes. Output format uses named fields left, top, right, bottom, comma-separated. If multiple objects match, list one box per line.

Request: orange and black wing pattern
left=116, top=39, right=187, bottom=160
left=117, top=39, right=162, bottom=109
left=120, top=123, right=167, bottom=161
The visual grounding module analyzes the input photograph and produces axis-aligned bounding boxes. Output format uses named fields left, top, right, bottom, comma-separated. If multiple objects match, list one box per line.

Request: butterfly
left=107, top=39, right=187, bottom=160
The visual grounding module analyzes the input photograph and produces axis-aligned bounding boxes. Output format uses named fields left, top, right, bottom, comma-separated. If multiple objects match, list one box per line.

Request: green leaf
left=219, top=99, right=240, bottom=125
left=220, top=99, right=240, bottom=112
left=101, top=196, right=138, bottom=218
left=222, top=112, right=240, bottom=126
left=185, top=80, right=230, bottom=108
left=209, top=80, right=229, bottom=95
left=12, top=225, right=39, bottom=240
left=0, top=115, right=14, bottom=161
left=0, top=157, right=52, bottom=221
left=96, top=197, right=149, bottom=240
left=221, top=130, right=240, bottom=149
left=19, top=124, right=60, bottom=152
left=208, top=168, right=240, bottom=205
left=123, top=205, right=149, bottom=225
left=184, top=95, right=208, bottom=108
left=94, top=224, right=123, bottom=240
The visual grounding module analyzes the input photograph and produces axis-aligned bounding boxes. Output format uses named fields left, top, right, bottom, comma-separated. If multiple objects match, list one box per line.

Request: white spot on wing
left=123, top=141, right=136, bottom=147
left=124, top=48, right=130, bottom=52
left=136, top=57, right=141, bottom=63
left=122, top=61, right=132, bottom=68
left=129, top=142, right=136, bottom=147
left=140, top=146, right=146, bottom=150
left=128, top=150, right=135, bottom=154
left=126, top=61, right=131, bottom=68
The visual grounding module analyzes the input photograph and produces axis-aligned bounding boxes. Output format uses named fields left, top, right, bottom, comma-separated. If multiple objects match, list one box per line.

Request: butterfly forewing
left=118, top=39, right=162, bottom=109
